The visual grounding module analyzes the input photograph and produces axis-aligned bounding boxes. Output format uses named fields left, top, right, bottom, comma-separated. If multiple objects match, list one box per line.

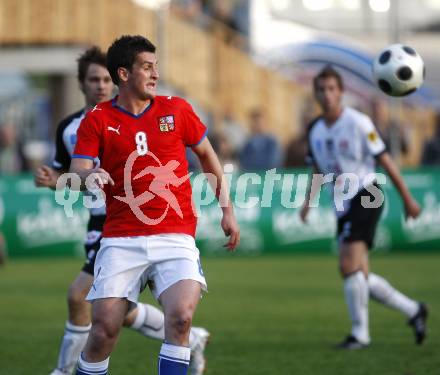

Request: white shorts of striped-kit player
left=86, top=234, right=207, bottom=302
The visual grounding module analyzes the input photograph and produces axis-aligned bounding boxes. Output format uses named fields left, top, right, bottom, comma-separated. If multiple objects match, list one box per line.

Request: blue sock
left=76, top=353, right=109, bottom=375
left=158, top=343, right=190, bottom=375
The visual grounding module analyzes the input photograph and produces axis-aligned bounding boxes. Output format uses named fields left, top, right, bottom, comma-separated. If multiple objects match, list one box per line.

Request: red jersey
left=73, top=96, right=207, bottom=238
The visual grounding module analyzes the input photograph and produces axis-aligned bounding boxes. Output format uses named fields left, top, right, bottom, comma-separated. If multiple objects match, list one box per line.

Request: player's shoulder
left=155, top=95, right=192, bottom=111
left=344, top=107, right=372, bottom=125
left=83, top=100, right=114, bottom=123
left=57, top=109, right=84, bottom=131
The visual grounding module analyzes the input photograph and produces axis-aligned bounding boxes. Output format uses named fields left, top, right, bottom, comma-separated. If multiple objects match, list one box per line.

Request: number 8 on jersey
left=135, top=131, right=148, bottom=156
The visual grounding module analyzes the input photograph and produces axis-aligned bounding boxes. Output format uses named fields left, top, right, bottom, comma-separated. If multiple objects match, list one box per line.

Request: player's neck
left=116, top=93, right=152, bottom=116
left=323, top=106, right=343, bottom=126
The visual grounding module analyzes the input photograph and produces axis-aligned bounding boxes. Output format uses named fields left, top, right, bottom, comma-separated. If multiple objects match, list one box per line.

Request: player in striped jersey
left=301, top=66, right=428, bottom=349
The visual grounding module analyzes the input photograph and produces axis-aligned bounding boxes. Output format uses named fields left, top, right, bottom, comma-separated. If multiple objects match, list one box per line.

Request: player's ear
left=117, top=67, right=129, bottom=83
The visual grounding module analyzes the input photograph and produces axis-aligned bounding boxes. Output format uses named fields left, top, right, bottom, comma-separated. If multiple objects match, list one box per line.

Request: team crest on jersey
left=368, top=131, right=378, bottom=142
left=158, top=115, right=175, bottom=132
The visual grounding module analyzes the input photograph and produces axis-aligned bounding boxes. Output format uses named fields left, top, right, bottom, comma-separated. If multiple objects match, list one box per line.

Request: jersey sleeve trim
left=373, top=149, right=387, bottom=159
left=72, top=154, right=96, bottom=160
left=53, top=110, right=84, bottom=172
left=187, top=127, right=208, bottom=147
left=369, top=140, right=386, bottom=156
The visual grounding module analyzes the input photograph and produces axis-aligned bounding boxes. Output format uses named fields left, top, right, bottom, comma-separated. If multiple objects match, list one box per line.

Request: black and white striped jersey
left=52, top=109, right=106, bottom=216
left=53, top=110, right=85, bottom=171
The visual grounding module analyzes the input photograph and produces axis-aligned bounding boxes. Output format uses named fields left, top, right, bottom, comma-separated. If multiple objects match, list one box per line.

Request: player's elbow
left=192, top=145, right=209, bottom=161
left=192, top=138, right=214, bottom=160
left=376, top=151, right=391, bottom=165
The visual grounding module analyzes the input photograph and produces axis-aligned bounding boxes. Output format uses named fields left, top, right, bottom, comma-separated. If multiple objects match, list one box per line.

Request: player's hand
left=87, top=168, right=115, bottom=189
left=404, top=197, right=421, bottom=220
left=299, top=203, right=310, bottom=223
left=34, top=165, right=58, bottom=188
left=221, top=210, right=240, bottom=251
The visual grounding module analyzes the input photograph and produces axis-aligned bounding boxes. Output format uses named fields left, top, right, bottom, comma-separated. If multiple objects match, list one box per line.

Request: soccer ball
left=372, top=44, right=425, bottom=97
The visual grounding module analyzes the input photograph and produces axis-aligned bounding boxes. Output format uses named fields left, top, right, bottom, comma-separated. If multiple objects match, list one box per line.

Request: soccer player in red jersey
left=70, top=35, right=240, bottom=375
left=34, top=47, right=210, bottom=375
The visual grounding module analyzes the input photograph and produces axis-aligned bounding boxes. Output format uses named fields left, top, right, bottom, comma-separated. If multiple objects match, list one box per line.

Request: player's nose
left=151, top=67, right=159, bottom=79
left=97, top=79, right=107, bottom=89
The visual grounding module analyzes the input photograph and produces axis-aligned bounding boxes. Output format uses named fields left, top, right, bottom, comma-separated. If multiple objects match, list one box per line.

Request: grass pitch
left=0, top=254, right=438, bottom=375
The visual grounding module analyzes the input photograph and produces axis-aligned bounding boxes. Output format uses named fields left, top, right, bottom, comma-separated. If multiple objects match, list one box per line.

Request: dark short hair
left=107, top=35, right=156, bottom=85
left=313, top=65, right=344, bottom=91
left=77, top=46, right=107, bottom=83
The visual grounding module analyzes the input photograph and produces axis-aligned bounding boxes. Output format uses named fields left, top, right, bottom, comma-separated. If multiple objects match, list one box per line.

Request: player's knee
left=67, top=285, right=87, bottom=309
left=90, top=325, right=114, bottom=348
left=173, top=316, right=192, bottom=336
left=168, top=310, right=193, bottom=335
left=91, top=318, right=120, bottom=344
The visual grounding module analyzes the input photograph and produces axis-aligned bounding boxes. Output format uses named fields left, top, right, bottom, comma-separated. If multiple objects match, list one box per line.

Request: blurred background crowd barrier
left=2, top=169, right=440, bottom=257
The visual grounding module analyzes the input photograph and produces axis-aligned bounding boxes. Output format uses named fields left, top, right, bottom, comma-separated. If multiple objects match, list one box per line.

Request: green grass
left=0, top=254, right=438, bottom=375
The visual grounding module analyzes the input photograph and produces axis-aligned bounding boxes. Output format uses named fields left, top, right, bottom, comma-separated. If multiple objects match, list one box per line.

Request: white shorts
left=86, top=234, right=207, bottom=303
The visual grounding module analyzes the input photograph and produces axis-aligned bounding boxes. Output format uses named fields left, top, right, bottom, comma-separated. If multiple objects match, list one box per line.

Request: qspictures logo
left=113, top=150, right=190, bottom=225
left=54, top=150, right=387, bottom=224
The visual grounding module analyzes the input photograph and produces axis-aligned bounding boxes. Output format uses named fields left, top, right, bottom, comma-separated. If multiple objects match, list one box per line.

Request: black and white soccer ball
left=372, top=44, right=425, bottom=97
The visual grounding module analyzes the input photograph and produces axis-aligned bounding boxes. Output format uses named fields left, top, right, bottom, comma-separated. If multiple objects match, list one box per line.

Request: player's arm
left=69, top=114, right=113, bottom=191
left=192, top=137, right=240, bottom=251
left=376, top=152, right=421, bottom=219
left=360, top=115, right=421, bottom=219
left=300, top=123, right=321, bottom=223
left=69, top=158, right=114, bottom=191
left=300, top=164, right=320, bottom=223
